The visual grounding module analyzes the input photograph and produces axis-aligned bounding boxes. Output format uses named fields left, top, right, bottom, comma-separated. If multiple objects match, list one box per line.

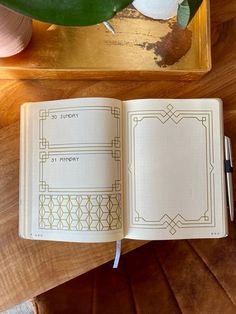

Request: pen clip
left=225, top=136, right=233, bottom=172
left=228, top=137, right=233, bottom=168
left=224, top=136, right=234, bottom=222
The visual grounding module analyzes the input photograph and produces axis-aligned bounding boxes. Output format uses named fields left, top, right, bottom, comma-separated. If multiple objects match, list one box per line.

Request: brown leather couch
left=33, top=222, right=236, bottom=313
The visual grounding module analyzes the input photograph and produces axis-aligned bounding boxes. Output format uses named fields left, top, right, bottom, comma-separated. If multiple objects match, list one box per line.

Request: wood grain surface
left=0, top=0, right=236, bottom=311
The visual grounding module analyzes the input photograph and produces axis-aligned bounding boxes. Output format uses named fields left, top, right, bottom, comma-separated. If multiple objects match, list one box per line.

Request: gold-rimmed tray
left=0, top=0, right=211, bottom=80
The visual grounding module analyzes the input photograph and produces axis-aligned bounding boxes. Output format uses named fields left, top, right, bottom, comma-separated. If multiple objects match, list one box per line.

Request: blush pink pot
left=0, top=5, right=32, bottom=58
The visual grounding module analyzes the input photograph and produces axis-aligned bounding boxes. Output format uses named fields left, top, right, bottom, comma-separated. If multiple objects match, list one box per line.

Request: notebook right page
left=123, top=99, right=228, bottom=240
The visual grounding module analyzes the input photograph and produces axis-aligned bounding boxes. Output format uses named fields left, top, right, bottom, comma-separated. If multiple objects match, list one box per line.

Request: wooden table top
left=0, top=0, right=236, bottom=311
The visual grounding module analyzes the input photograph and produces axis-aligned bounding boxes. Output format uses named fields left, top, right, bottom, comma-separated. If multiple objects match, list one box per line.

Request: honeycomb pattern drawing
left=39, top=194, right=122, bottom=231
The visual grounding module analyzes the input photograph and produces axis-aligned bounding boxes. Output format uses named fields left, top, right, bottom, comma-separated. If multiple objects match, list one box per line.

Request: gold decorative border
left=128, top=105, right=215, bottom=235
left=39, top=150, right=121, bottom=193
left=39, top=106, right=120, bottom=150
left=39, top=105, right=121, bottom=193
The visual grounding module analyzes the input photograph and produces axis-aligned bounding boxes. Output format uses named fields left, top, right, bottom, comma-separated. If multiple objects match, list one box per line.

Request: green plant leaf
left=0, top=0, right=133, bottom=26
left=177, top=0, right=203, bottom=28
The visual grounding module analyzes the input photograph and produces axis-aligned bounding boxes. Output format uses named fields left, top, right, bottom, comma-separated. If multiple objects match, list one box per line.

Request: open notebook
left=19, top=98, right=228, bottom=242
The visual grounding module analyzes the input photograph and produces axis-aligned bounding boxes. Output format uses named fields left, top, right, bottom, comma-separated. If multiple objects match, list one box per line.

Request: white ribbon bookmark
left=113, top=240, right=121, bottom=268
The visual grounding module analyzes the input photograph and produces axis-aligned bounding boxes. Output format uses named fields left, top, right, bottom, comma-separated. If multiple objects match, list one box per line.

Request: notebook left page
left=19, top=98, right=123, bottom=242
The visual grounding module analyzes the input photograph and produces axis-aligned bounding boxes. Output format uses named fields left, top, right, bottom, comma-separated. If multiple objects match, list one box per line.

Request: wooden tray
left=0, top=0, right=211, bottom=80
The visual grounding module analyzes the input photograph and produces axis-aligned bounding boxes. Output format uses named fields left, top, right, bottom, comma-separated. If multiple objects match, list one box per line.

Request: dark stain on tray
left=138, top=23, right=192, bottom=67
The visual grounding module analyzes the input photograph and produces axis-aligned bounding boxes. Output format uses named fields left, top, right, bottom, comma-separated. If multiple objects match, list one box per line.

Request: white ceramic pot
left=0, top=5, right=32, bottom=58
left=133, top=0, right=183, bottom=20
